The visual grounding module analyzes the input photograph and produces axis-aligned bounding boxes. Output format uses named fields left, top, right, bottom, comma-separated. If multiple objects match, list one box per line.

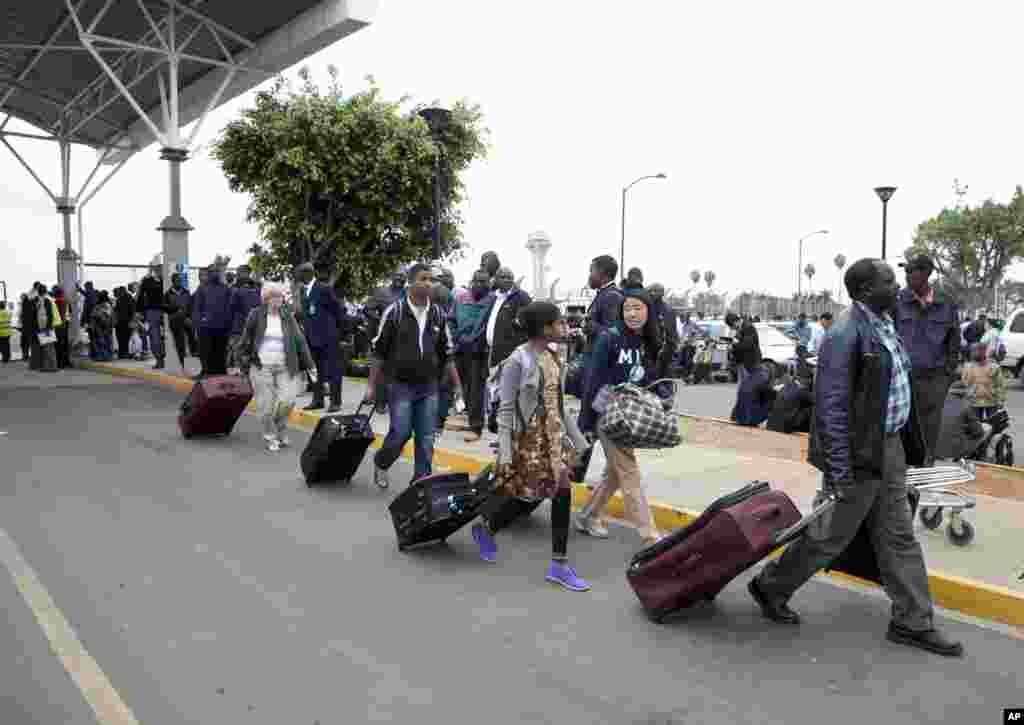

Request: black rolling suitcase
left=300, top=402, right=375, bottom=485
left=389, top=469, right=495, bottom=551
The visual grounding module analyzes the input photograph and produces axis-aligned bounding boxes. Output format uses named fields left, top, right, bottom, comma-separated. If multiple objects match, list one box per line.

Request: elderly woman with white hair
left=235, top=282, right=315, bottom=452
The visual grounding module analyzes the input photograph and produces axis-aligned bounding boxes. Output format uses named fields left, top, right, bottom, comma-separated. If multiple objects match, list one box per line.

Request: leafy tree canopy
left=904, top=185, right=1024, bottom=309
left=211, top=66, right=488, bottom=298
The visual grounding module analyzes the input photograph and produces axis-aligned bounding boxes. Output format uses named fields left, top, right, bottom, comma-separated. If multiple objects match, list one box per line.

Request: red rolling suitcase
left=626, top=481, right=834, bottom=622
left=178, top=375, right=253, bottom=439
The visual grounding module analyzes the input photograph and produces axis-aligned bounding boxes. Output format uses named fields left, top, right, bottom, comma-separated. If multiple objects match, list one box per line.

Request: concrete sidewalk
left=1, top=364, right=1023, bottom=725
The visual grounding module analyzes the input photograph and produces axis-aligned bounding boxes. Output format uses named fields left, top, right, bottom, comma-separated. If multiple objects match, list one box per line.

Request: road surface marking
left=0, top=528, right=140, bottom=724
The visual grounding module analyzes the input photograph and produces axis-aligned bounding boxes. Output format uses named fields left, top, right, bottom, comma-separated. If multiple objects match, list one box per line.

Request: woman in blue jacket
left=575, top=288, right=665, bottom=548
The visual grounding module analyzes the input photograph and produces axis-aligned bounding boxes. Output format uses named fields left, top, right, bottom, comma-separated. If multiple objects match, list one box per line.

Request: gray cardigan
left=497, top=344, right=589, bottom=466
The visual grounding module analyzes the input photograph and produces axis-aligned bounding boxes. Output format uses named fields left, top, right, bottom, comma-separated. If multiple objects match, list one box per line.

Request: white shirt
left=486, top=290, right=508, bottom=346
left=808, top=322, right=825, bottom=353
left=304, top=280, right=315, bottom=298
left=259, top=313, right=287, bottom=366
left=407, top=296, right=431, bottom=355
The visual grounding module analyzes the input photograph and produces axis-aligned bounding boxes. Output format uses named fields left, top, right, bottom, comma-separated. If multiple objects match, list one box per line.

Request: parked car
left=754, top=323, right=800, bottom=379
left=995, top=309, right=1024, bottom=377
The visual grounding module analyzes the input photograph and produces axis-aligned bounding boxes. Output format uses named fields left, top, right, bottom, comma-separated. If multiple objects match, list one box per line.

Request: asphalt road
left=0, top=370, right=1022, bottom=725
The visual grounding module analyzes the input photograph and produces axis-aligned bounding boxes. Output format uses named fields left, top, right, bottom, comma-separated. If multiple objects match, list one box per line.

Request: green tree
left=905, top=186, right=1024, bottom=310
left=211, top=67, right=488, bottom=298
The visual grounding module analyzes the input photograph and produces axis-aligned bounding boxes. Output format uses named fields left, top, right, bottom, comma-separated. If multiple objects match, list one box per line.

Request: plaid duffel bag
left=599, top=383, right=682, bottom=449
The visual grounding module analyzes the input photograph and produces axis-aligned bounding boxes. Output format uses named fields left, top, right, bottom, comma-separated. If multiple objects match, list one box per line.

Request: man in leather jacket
left=748, top=258, right=963, bottom=658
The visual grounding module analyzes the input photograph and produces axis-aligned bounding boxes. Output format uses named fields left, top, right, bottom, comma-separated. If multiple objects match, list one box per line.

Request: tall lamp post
left=418, top=107, right=452, bottom=261
left=797, top=229, right=829, bottom=301
left=874, top=186, right=897, bottom=259
left=620, top=173, right=667, bottom=277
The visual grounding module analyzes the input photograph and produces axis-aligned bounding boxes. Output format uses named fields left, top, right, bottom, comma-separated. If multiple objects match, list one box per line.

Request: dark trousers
left=912, top=368, right=952, bottom=464
left=310, top=344, right=342, bottom=386
left=0, top=337, right=10, bottom=363
left=456, top=349, right=488, bottom=433
left=20, top=332, right=30, bottom=361
left=169, top=321, right=190, bottom=366
left=480, top=488, right=572, bottom=558
left=756, top=433, right=934, bottom=631
left=199, top=330, right=230, bottom=375
left=55, top=326, right=70, bottom=368
left=145, top=310, right=164, bottom=359
left=374, top=382, right=439, bottom=480
left=116, top=323, right=132, bottom=359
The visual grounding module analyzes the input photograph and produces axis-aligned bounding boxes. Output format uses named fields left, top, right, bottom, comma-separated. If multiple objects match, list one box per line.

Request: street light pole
left=874, top=186, right=897, bottom=260
left=620, top=173, right=667, bottom=277
left=418, top=107, right=452, bottom=261
left=797, top=229, right=829, bottom=300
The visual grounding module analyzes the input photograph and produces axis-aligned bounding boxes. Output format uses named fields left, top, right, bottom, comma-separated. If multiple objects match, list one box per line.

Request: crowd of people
left=4, top=248, right=982, bottom=652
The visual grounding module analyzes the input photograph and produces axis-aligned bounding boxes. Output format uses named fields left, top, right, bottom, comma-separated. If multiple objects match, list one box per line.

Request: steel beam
left=0, top=136, right=57, bottom=202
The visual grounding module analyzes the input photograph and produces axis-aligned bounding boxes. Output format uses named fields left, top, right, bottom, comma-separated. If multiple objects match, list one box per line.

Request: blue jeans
left=374, top=382, right=439, bottom=481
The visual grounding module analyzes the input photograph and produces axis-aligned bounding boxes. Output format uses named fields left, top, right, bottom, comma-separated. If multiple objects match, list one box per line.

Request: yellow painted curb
left=79, top=360, right=1024, bottom=628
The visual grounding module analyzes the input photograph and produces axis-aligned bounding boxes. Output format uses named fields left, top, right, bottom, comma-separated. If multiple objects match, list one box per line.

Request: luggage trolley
left=907, top=461, right=977, bottom=546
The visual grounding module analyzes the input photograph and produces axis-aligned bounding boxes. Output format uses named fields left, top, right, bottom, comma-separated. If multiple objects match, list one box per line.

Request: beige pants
left=585, top=430, right=658, bottom=541
left=249, top=364, right=301, bottom=438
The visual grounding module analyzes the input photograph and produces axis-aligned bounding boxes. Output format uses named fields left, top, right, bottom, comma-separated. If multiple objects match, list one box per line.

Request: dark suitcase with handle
left=300, top=402, right=375, bottom=485
left=626, top=481, right=834, bottom=622
left=388, top=469, right=495, bottom=551
left=178, top=375, right=253, bottom=439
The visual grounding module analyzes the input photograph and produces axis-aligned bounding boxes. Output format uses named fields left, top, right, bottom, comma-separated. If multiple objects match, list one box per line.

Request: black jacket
left=808, top=305, right=927, bottom=484
left=138, top=276, right=164, bottom=312
left=484, top=287, right=531, bottom=367
left=732, top=319, right=761, bottom=369
left=585, top=284, right=624, bottom=351
left=372, top=298, right=452, bottom=385
left=114, top=294, right=136, bottom=326
left=164, top=287, right=191, bottom=325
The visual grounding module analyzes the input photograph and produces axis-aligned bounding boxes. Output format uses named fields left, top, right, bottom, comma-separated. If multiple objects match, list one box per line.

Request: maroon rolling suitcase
left=626, top=481, right=827, bottom=622
left=178, top=375, right=254, bottom=439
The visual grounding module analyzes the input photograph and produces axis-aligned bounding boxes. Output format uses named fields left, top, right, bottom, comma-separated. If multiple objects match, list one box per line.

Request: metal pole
left=432, top=156, right=441, bottom=260
left=881, top=200, right=888, bottom=260
left=620, top=187, right=627, bottom=278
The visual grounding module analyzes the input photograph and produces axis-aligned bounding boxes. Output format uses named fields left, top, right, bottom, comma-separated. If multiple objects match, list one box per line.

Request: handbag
left=599, top=379, right=682, bottom=450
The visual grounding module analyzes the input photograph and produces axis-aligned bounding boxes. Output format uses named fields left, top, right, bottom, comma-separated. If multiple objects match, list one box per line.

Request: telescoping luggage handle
left=772, top=486, right=842, bottom=547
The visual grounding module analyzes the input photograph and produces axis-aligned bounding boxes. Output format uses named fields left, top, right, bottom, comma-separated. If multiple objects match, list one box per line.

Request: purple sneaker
left=546, top=561, right=590, bottom=592
left=471, top=522, right=497, bottom=563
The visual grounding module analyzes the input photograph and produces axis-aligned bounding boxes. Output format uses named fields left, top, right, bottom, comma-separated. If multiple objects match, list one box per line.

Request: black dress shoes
left=748, top=576, right=801, bottom=624
left=886, top=623, right=964, bottom=657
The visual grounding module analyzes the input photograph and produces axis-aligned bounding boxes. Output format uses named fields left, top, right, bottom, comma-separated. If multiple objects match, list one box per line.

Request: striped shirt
left=856, top=302, right=912, bottom=433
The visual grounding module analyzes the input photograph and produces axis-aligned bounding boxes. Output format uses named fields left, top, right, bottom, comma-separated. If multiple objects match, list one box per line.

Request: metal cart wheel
left=946, top=519, right=975, bottom=547
left=919, top=506, right=944, bottom=530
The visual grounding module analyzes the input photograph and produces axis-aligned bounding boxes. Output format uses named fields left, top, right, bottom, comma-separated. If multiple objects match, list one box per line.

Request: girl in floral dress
left=471, top=302, right=591, bottom=592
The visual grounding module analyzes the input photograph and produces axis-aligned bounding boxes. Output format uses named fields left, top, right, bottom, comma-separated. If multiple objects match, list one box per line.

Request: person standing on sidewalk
left=452, top=270, right=494, bottom=439
left=296, top=263, right=346, bottom=413
left=575, top=288, right=665, bottom=548
left=164, top=274, right=194, bottom=374
left=235, top=282, right=315, bottom=452
left=138, top=266, right=166, bottom=370
left=192, top=265, right=233, bottom=377
left=0, top=301, right=12, bottom=363
left=365, top=264, right=463, bottom=488
left=474, top=266, right=531, bottom=443
left=228, top=265, right=261, bottom=369
left=31, top=283, right=58, bottom=372
left=114, top=287, right=136, bottom=360
left=895, top=255, right=960, bottom=463
left=470, top=302, right=591, bottom=591
left=584, top=255, right=624, bottom=352
left=748, top=257, right=963, bottom=657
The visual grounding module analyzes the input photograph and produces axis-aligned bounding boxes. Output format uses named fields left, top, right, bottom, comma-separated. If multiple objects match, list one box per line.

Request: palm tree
left=834, top=253, right=847, bottom=303
left=690, top=270, right=701, bottom=286
left=704, top=270, right=716, bottom=289
left=804, top=263, right=816, bottom=295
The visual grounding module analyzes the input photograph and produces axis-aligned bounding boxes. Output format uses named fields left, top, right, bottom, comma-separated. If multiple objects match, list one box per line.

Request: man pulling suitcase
left=747, top=258, right=963, bottom=657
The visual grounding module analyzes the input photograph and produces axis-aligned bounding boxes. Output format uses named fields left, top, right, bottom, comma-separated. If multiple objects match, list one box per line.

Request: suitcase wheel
left=398, top=541, right=408, bottom=552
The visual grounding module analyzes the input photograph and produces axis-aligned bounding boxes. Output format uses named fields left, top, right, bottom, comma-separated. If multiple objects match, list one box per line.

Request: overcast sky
left=3, top=0, right=1024, bottom=303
